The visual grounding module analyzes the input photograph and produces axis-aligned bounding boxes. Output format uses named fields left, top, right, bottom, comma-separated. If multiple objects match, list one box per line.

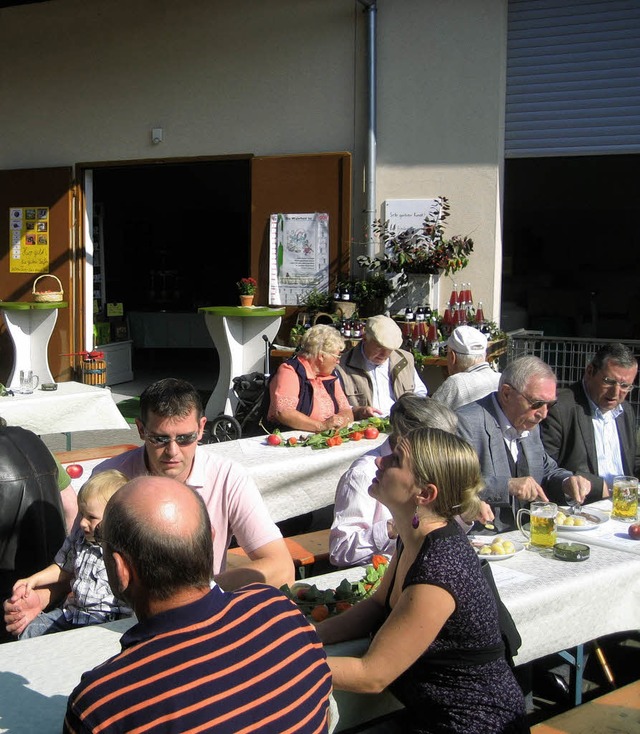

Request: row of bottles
left=401, top=319, right=443, bottom=356
left=339, top=318, right=364, bottom=339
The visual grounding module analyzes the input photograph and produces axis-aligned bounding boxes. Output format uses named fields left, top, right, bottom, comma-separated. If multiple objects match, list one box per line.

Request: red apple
left=628, top=523, right=640, bottom=540
left=65, top=463, right=84, bottom=479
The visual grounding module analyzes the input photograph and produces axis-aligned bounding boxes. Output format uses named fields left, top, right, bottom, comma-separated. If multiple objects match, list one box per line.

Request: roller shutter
left=506, top=0, right=640, bottom=157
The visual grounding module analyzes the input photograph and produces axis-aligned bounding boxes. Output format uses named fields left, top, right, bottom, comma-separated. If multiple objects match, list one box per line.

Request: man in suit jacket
left=457, top=355, right=591, bottom=531
left=541, top=343, right=639, bottom=503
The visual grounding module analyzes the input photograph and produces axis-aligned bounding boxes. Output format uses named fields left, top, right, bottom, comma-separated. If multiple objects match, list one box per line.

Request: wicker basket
left=32, top=274, right=64, bottom=303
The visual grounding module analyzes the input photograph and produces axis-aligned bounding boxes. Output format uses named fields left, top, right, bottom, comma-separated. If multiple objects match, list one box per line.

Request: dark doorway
left=91, top=159, right=251, bottom=385
left=502, top=154, right=640, bottom=339
left=93, top=159, right=251, bottom=312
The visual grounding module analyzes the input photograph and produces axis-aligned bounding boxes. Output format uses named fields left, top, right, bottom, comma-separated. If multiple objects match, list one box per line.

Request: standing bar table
left=198, top=306, right=284, bottom=419
left=0, top=301, right=68, bottom=389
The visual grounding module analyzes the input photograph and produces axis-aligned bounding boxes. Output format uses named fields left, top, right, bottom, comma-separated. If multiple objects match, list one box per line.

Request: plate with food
left=556, top=507, right=609, bottom=531
left=471, top=536, right=524, bottom=560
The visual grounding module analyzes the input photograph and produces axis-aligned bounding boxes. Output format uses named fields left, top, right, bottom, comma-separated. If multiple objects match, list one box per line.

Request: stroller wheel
left=203, top=415, right=242, bottom=443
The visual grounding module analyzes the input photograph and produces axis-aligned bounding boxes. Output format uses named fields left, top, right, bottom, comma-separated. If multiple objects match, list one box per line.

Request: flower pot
left=239, top=295, right=254, bottom=307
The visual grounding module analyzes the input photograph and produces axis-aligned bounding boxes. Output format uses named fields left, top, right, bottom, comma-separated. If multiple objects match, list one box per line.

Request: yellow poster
left=9, top=206, right=50, bottom=273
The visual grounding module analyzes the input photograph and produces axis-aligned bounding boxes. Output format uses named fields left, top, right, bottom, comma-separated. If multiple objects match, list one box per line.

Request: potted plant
left=237, top=277, right=257, bottom=307
left=353, top=274, right=397, bottom=317
left=298, top=288, right=332, bottom=315
left=357, top=197, right=474, bottom=281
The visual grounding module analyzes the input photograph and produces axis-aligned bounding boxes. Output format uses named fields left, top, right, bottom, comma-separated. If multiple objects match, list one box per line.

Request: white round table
left=198, top=306, right=285, bottom=419
left=0, top=301, right=68, bottom=389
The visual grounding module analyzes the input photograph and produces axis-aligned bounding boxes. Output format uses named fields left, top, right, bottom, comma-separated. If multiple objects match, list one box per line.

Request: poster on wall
left=268, top=212, right=329, bottom=306
left=9, top=206, right=50, bottom=273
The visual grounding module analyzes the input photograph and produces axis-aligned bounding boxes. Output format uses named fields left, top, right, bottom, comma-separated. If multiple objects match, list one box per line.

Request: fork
left=566, top=499, right=582, bottom=515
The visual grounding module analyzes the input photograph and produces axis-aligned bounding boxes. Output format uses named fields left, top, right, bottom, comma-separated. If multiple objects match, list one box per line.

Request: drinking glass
left=517, top=501, right=558, bottom=548
left=19, top=370, right=40, bottom=394
left=611, top=475, right=639, bottom=522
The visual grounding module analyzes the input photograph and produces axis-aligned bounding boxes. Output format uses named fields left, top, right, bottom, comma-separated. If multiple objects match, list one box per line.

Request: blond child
left=14, top=469, right=133, bottom=638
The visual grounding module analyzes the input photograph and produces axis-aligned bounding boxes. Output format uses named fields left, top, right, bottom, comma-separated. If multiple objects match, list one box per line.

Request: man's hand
left=461, top=500, right=494, bottom=526
left=353, top=406, right=382, bottom=421
left=508, top=476, right=549, bottom=503
left=4, top=584, right=44, bottom=637
left=562, top=475, right=591, bottom=504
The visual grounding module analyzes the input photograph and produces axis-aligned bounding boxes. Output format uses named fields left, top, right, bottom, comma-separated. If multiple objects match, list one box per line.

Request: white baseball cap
left=447, top=325, right=487, bottom=355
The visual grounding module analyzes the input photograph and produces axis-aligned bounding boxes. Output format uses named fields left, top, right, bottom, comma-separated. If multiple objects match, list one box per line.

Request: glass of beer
left=517, top=501, right=558, bottom=548
left=611, top=475, right=639, bottom=522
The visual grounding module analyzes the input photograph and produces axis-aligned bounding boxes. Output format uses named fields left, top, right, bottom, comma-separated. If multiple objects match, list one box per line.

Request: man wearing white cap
left=337, top=314, right=428, bottom=420
left=431, top=324, right=501, bottom=410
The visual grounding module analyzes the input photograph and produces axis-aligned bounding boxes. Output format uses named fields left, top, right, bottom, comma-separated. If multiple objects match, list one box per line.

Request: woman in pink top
left=268, top=324, right=354, bottom=433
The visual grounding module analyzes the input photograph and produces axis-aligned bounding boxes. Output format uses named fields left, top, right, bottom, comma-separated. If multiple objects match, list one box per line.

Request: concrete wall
left=0, top=0, right=507, bottom=319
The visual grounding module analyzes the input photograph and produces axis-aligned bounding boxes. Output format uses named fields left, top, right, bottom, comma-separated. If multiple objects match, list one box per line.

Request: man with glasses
left=338, top=314, right=428, bottom=420
left=456, top=355, right=591, bottom=531
left=541, top=343, right=640, bottom=502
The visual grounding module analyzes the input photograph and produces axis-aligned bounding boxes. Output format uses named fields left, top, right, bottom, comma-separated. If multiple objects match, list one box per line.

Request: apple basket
left=32, top=274, right=64, bottom=303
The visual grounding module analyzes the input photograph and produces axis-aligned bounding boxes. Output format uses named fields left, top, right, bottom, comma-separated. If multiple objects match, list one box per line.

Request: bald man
left=64, top=476, right=333, bottom=734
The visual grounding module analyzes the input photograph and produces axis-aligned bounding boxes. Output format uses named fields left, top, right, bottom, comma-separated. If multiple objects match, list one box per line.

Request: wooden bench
left=54, top=444, right=139, bottom=464
left=531, top=679, right=640, bottom=733
left=227, top=528, right=331, bottom=579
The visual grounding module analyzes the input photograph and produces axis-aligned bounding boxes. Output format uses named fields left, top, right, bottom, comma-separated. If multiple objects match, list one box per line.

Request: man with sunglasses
left=541, top=343, right=640, bottom=503
left=456, top=355, right=591, bottom=531
left=5, top=379, right=293, bottom=636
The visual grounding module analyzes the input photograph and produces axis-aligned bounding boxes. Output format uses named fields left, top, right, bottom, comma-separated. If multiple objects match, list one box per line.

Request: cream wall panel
left=0, top=0, right=507, bottom=320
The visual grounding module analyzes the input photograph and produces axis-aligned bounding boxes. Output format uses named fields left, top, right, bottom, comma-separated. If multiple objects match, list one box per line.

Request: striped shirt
left=64, top=584, right=332, bottom=734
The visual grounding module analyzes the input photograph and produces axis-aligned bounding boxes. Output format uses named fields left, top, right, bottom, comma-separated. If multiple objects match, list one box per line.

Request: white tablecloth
left=0, top=381, right=129, bottom=436
left=200, top=431, right=386, bottom=522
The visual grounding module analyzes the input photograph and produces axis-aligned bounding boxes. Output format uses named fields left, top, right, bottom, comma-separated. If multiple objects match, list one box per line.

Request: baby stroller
left=201, top=335, right=272, bottom=443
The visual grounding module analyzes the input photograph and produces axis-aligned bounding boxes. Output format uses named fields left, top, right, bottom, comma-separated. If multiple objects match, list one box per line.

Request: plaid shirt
left=55, top=528, right=132, bottom=626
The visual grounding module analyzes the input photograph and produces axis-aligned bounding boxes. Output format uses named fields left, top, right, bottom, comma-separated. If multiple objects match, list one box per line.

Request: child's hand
left=12, top=577, right=37, bottom=598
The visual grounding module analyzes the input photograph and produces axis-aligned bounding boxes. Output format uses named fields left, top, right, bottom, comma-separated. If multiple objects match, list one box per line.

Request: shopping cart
left=200, top=335, right=272, bottom=443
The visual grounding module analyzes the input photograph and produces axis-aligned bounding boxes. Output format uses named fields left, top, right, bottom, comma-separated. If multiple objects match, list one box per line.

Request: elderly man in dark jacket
left=541, top=342, right=640, bottom=503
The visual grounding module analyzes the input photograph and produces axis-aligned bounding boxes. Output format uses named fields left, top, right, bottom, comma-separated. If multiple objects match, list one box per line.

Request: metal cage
left=506, top=331, right=640, bottom=428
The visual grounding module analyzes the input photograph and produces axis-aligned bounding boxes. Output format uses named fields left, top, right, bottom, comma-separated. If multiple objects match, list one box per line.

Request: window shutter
left=506, top=0, right=640, bottom=157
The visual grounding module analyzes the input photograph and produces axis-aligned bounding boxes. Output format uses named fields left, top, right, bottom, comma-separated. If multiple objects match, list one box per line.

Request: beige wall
left=0, top=0, right=506, bottom=319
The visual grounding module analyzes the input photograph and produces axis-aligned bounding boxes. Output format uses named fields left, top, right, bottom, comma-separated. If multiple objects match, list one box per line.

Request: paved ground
left=41, top=348, right=214, bottom=454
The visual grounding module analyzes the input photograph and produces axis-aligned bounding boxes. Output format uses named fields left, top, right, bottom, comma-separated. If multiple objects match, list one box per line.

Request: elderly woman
left=267, top=324, right=354, bottom=433
left=316, top=426, right=527, bottom=734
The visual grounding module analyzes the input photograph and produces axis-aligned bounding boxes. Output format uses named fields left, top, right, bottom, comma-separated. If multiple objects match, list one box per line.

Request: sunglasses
left=507, top=384, right=557, bottom=411
left=143, top=429, right=200, bottom=447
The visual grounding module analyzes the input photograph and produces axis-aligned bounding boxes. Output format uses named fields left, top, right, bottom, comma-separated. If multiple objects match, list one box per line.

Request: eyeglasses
left=143, top=429, right=200, bottom=447
left=507, top=384, right=557, bottom=411
left=95, top=522, right=125, bottom=555
left=601, top=376, right=635, bottom=392
left=94, top=522, right=110, bottom=549
left=323, top=351, right=343, bottom=361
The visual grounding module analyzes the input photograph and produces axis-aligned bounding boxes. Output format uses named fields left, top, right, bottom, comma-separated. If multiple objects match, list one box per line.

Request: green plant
left=299, top=288, right=332, bottom=313
left=352, top=274, right=396, bottom=305
left=237, top=277, right=257, bottom=295
left=357, top=197, right=473, bottom=283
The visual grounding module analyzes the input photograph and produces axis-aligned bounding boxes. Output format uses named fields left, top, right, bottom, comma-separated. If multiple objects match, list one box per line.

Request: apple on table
left=628, top=522, right=640, bottom=540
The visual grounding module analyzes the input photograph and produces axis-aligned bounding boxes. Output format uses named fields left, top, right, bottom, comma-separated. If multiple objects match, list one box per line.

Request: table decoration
left=237, top=276, right=257, bottom=307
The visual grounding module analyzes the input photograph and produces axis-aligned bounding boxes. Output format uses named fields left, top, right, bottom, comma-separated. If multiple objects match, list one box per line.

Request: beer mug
left=517, top=501, right=558, bottom=548
left=19, top=370, right=40, bottom=394
left=611, top=475, right=639, bottom=523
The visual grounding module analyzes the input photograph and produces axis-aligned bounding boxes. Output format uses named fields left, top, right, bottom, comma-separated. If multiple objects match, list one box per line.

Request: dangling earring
left=412, top=508, right=420, bottom=529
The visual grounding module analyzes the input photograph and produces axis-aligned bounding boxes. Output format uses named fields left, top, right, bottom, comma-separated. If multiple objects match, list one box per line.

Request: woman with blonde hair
left=267, top=323, right=354, bottom=432
left=317, top=427, right=527, bottom=733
